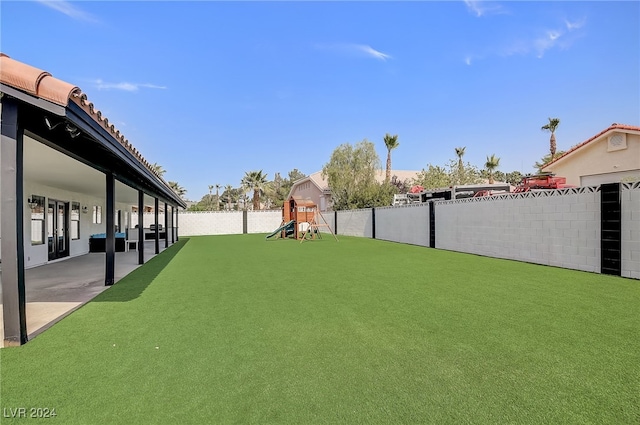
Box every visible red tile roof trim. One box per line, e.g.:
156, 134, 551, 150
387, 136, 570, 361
543, 123, 640, 169
0, 53, 166, 183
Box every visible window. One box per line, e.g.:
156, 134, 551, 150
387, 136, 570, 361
29, 195, 45, 245
71, 202, 80, 240
93, 205, 102, 224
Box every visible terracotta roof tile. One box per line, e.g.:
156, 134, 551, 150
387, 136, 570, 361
0, 53, 79, 105
543, 123, 640, 169
0, 53, 169, 185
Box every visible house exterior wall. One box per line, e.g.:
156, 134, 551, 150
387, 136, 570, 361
545, 132, 640, 186
375, 204, 430, 246
291, 180, 322, 206
22, 180, 132, 268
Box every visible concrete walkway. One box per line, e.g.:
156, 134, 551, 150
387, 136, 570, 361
1, 241, 168, 342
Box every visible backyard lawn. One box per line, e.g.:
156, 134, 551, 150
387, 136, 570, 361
1, 234, 638, 424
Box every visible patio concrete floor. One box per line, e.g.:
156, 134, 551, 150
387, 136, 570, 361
1, 241, 169, 343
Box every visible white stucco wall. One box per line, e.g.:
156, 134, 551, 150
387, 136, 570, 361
22, 181, 129, 268
375, 204, 430, 246
546, 132, 640, 187
621, 184, 640, 279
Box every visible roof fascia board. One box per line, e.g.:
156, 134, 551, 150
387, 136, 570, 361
65, 102, 185, 208
1, 84, 65, 116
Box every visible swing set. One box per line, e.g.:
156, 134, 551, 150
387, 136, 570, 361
265, 196, 338, 243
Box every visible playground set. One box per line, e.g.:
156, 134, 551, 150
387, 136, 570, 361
266, 196, 338, 242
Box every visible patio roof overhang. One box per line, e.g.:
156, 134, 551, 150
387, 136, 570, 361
1, 82, 186, 209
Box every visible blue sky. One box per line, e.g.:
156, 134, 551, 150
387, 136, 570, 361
2, 1, 638, 200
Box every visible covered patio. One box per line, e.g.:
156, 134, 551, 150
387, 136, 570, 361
0, 240, 168, 341
1, 53, 187, 346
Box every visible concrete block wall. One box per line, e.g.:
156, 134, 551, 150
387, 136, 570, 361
375, 204, 430, 246
435, 189, 601, 273
178, 211, 243, 236
622, 183, 640, 279
336, 209, 373, 238
319, 211, 336, 234
247, 211, 283, 233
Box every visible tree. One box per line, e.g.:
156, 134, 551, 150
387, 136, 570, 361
322, 140, 385, 210
413, 164, 450, 189
151, 163, 165, 177
168, 181, 186, 199
215, 184, 221, 210
241, 170, 268, 210
484, 154, 500, 184
454, 146, 466, 185
383, 133, 400, 182
504, 171, 524, 186
207, 185, 214, 210
534, 151, 566, 173
541, 117, 561, 159
220, 184, 238, 210
413, 157, 482, 189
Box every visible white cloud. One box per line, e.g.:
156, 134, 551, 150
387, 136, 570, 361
464, 0, 504, 17
565, 18, 586, 30
315, 43, 392, 61
355, 45, 392, 61
36, 0, 97, 22
93, 79, 167, 92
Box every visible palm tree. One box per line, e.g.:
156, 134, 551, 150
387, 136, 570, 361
224, 184, 234, 210
151, 163, 165, 177
208, 185, 214, 210
541, 117, 560, 159
383, 133, 400, 182
215, 184, 221, 211
484, 154, 500, 184
455, 146, 466, 184
168, 181, 187, 199
241, 170, 268, 210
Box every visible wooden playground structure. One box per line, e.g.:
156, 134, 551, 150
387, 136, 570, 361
265, 196, 338, 242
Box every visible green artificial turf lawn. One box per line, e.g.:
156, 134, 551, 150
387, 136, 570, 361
1, 235, 639, 424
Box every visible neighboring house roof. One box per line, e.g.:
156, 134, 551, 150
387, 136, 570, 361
287, 170, 420, 199
542, 123, 640, 170
0, 53, 171, 191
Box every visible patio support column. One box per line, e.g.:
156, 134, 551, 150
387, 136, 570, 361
105, 173, 115, 286
138, 190, 144, 265
176, 208, 179, 242
164, 202, 169, 248
104, 173, 116, 286
154, 197, 160, 254
171, 206, 175, 244
1, 97, 28, 346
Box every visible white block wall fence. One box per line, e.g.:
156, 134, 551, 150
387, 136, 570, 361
153, 182, 638, 279
138, 210, 283, 237
327, 183, 638, 279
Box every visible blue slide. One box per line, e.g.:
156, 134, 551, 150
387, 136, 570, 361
265, 220, 295, 240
